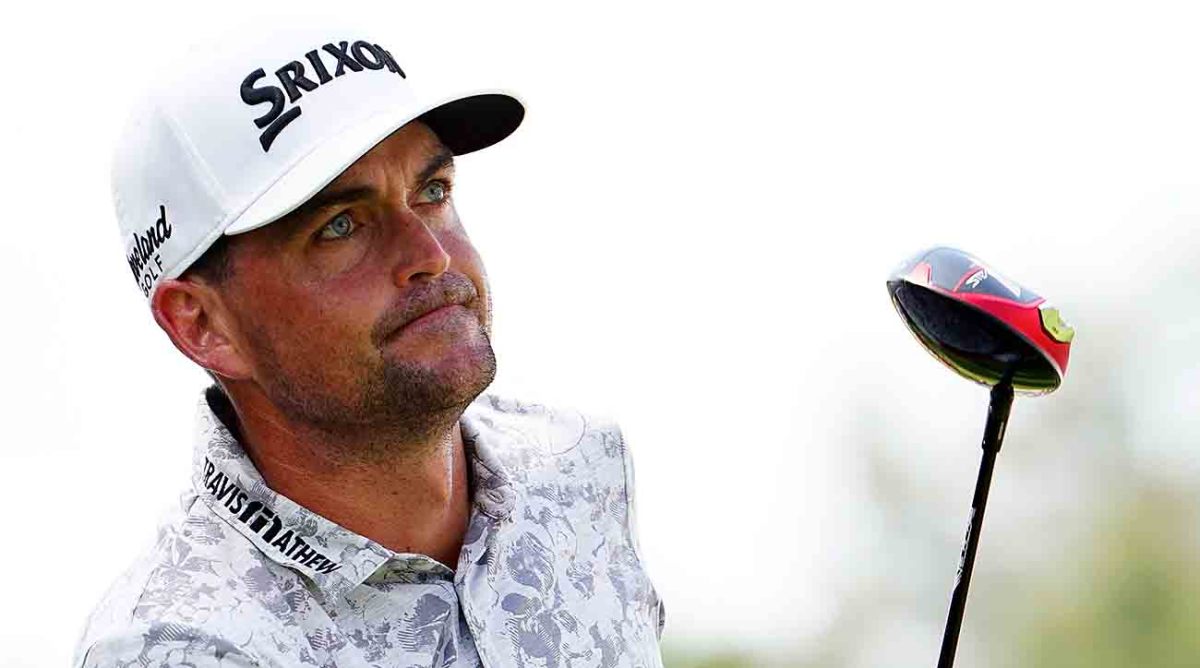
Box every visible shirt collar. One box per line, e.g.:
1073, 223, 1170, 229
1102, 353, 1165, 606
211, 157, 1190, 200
190, 386, 519, 603
461, 398, 517, 520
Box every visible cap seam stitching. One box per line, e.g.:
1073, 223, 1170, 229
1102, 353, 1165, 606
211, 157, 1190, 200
148, 104, 236, 291
158, 103, 232, 211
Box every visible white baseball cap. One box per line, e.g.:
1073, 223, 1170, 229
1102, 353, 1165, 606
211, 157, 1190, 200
113, 24, 523, 300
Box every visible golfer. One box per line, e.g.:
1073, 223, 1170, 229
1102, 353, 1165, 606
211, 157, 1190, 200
74, 23, 665, 668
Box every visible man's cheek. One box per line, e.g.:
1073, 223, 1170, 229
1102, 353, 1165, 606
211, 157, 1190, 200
478, 276, 493, 333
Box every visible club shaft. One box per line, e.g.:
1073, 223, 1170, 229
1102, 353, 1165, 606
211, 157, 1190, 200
937, 380, 1014, 668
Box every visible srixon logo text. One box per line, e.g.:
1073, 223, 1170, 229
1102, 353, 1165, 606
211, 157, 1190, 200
241, 40, 405, 152
127, 205, 172, 297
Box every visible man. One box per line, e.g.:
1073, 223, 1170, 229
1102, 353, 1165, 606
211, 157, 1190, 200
74, 23, 664, 668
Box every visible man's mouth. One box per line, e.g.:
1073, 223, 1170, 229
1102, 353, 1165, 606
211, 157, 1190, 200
405, 304, 460, 328
382, 301, 475, 343
371, 276, 480, 346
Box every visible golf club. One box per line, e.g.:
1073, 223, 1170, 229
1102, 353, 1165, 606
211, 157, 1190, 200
886, 246, 1074, 668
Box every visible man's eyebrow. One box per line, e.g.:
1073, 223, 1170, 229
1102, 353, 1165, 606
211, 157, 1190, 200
416, 147, 455, 185
281, 147, 455, 231
288, 185, 377, 224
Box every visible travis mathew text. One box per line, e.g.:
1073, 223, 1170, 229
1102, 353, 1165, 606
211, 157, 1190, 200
202, 457, 342, 575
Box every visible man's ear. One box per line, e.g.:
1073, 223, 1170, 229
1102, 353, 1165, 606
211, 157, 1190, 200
151, 278, 253, 381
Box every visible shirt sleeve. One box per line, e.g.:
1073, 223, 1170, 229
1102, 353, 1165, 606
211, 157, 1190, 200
78, 623, 259, 668
617, 424, 667, 640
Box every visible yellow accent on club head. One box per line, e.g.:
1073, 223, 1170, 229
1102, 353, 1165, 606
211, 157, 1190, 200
1039, 304, 1075, 343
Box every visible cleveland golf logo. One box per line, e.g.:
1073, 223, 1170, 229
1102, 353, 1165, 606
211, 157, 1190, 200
241, 40, 406, 152
127, 205, 173, 297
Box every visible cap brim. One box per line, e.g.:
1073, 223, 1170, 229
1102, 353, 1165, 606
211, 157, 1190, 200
225, 91, 523, 235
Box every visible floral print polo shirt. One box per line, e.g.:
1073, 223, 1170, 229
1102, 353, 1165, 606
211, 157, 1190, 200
74, 387, 665, 667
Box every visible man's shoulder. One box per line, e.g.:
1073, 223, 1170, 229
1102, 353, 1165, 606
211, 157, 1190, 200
466, 391, 644, 547
465, 393, 667, 648
73, 492, 312, 667
467, 391, 633, 485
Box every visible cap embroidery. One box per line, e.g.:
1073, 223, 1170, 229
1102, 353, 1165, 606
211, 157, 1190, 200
127, 204, 173, 296
240, 39, 405, 152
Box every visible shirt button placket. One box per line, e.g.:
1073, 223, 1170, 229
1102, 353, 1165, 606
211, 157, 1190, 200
456, 562, 491, 666
459, 596, 487, 665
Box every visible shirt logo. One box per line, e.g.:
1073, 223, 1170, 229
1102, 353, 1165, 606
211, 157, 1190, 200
202, 457, 342, 575
240, 39, 406, 152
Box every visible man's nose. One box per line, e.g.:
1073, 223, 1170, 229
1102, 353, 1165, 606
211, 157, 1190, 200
388, 209, 452, 286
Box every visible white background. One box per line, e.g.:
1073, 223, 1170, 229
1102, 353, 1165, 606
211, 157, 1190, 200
3, 1, 1200, 666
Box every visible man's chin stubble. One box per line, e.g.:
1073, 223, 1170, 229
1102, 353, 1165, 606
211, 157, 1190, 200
271, 335, 497, 464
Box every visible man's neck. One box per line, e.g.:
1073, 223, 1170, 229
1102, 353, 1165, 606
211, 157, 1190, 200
217, 388, 473, 570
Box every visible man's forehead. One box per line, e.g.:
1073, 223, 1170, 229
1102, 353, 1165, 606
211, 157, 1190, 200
257, 121, 453, 235
332, 120, 452, 186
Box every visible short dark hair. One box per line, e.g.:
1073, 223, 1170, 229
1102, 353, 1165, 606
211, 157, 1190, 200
182, 235, 234, 284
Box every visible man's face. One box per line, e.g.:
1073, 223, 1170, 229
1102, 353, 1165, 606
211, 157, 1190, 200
211, 121, 496, 446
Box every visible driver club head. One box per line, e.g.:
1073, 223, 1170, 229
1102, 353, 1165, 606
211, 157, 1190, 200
887, 247, 1074, 394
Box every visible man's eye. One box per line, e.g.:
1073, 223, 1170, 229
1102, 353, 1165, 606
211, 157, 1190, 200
419, 180, 451, 204
316, 213, 356, 241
